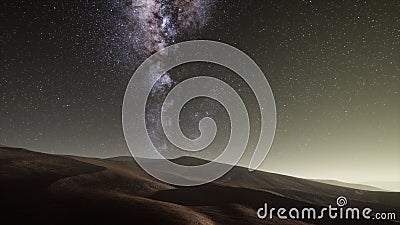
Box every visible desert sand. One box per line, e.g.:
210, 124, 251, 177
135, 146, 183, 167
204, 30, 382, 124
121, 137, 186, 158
0, 146, 399, 225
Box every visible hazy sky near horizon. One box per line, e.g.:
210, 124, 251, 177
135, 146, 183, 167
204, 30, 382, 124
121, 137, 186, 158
1, 0, 399, 190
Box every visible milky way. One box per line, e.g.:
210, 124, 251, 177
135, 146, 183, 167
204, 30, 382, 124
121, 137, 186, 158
120, 0, 217, 152
126, 0, 215, 54
119, 0, 216, 96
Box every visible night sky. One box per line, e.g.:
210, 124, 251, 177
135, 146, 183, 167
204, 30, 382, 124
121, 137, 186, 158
1, 0, 399, 190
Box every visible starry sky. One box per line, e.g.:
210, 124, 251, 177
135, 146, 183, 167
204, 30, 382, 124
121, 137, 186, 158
1, 0, 399, 190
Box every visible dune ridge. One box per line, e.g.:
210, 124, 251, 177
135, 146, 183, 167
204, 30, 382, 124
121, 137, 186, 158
0, 146, 399, 225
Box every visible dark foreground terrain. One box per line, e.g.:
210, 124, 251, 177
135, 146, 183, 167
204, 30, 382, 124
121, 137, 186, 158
0, 146, 399, 225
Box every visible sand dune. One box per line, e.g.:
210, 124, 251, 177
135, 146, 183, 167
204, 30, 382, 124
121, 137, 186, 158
0, 146, 399, 225
312, 179, 387, 192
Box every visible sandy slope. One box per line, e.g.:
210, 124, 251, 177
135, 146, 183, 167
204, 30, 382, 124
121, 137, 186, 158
0, 146, 399, 225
